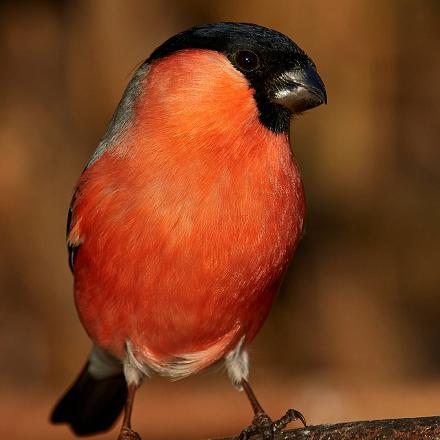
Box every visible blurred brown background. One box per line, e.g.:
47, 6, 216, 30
0, 0, 439, 439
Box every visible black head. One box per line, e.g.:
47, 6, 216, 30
148, 22, 326, 134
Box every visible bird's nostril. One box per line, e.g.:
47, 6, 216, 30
291, 59, 302, 70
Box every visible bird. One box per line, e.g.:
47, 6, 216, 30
50, 22, 326, 440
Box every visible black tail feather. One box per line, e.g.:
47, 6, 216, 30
51, 362, 127, 436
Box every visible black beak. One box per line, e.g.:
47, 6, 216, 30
270, 65, 327, 113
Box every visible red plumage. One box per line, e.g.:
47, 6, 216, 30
71, 50, 305, 369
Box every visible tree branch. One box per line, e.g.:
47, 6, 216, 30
214, 416, 440, 439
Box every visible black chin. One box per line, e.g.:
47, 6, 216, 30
253, 89, 292, 134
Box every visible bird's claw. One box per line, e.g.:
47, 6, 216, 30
238, 408, 306, 440
272, 408, 306, 431
117, 427, 142, 440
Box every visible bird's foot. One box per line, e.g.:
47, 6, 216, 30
273, 408, 306, 431
238, 411, 274, 440
117, 427, 141, 440
238, 408, 306, 440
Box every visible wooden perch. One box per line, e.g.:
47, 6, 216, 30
214, 416, 440, 439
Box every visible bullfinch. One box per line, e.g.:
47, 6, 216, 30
51, 22, 326, 440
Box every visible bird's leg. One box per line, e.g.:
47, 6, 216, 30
238, 379, 306, 440
117, 384, 141, 440
238, 379, 273, 440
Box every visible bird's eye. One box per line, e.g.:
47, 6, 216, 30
235, 50, 259, 71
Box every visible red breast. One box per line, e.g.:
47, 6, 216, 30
69, 49, 305, 368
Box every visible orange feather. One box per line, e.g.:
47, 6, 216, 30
70, 50, 305, 372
